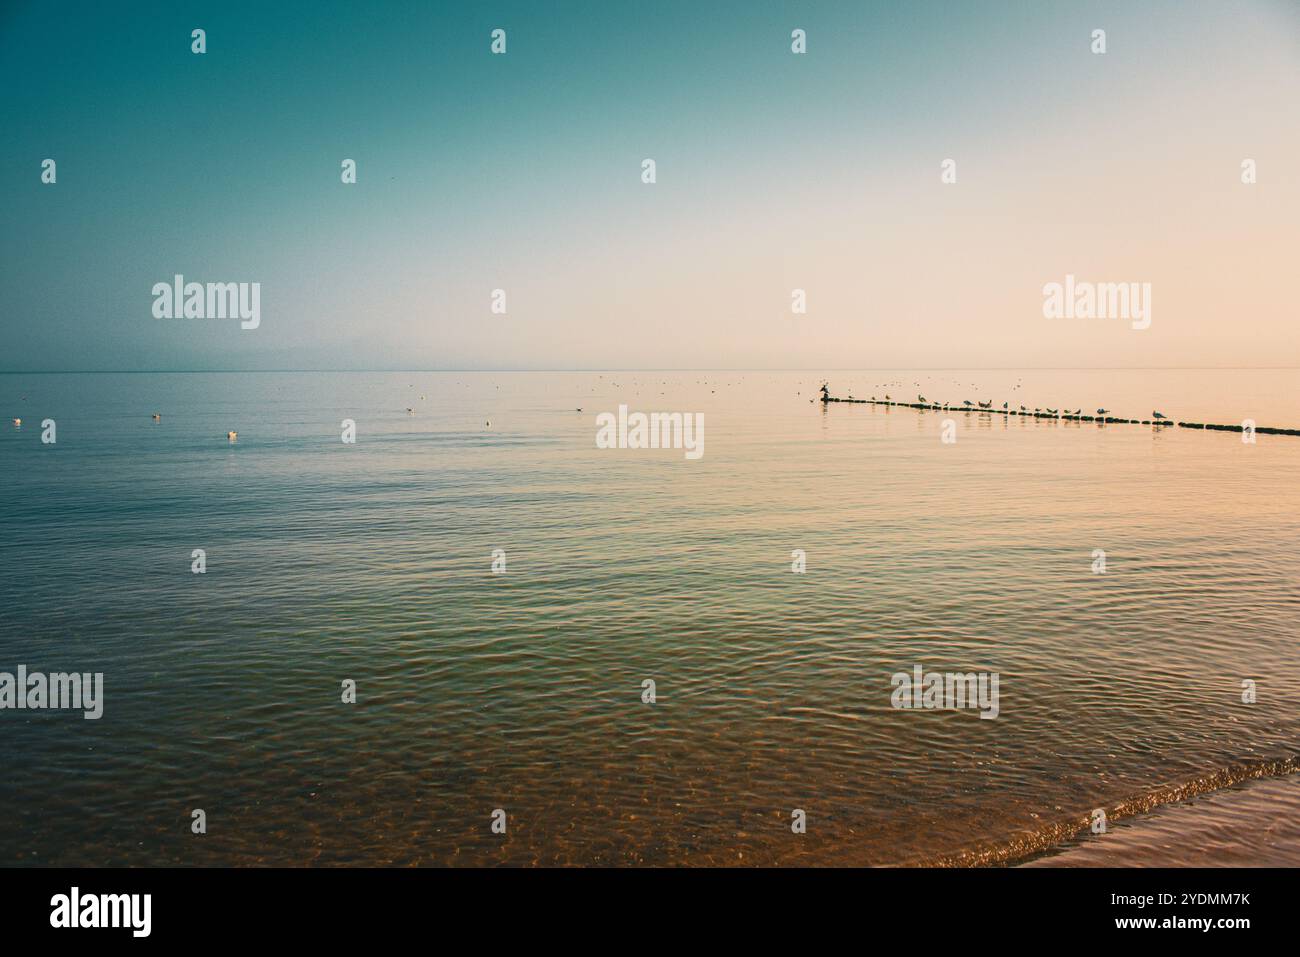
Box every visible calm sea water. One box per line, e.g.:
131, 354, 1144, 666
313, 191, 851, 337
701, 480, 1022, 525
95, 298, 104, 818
1, 370, 1297, 866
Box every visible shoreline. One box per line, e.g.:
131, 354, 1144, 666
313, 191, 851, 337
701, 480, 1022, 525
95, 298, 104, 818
925, 758, 1300, 867
1022, 772, 1300, 867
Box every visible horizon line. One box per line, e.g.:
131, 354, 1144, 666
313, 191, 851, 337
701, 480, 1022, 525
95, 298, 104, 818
4, 366, 1300, 375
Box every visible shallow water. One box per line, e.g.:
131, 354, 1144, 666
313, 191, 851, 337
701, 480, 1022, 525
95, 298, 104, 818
1, 369, 1297, 866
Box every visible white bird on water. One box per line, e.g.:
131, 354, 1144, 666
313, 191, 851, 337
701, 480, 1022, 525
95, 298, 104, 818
226, 431, 237, 441
11, 418, 20, 427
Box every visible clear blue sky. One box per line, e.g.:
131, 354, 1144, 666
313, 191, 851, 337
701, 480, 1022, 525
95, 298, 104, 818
3, 0, 1297, 370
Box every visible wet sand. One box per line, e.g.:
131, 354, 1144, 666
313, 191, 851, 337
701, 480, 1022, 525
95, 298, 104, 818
1023, 773, 1300, 867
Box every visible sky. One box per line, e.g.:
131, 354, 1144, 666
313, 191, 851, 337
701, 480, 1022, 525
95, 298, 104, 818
2, 0, 1298, 371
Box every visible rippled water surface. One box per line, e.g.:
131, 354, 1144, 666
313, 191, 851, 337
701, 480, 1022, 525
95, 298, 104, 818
1, 370, 1297, 866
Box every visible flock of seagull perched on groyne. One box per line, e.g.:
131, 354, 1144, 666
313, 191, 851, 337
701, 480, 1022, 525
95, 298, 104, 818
817, 384, 1300, 436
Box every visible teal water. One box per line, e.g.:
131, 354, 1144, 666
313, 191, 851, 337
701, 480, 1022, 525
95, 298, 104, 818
1, 370, 1298, 865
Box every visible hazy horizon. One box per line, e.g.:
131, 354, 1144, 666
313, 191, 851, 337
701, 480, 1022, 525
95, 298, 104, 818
6, 364, 1300, 374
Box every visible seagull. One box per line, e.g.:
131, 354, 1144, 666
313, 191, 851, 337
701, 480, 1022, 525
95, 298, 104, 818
1019, 405, 1027, 412
11, 418, 20, 426
1001, 402, 1008, 410
1153, 411, 1168, 420
978, 400, 992, 409
152, 413, 161, 421
1046, 408, 1058, 414
226, 431, 237, 441
962, 399, 974, 407
1096, 408, 1109, 415
406, 408, 414, 414
917, 394, 927, 403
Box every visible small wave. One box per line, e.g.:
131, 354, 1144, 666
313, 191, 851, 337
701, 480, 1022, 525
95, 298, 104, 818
927, 755, 1300, 867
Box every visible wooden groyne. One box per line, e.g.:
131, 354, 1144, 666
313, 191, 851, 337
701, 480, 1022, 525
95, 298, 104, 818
820, 393, 1300, 436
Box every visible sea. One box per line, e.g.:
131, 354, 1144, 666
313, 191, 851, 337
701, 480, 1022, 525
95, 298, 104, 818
1, 369, 1297, 865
